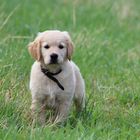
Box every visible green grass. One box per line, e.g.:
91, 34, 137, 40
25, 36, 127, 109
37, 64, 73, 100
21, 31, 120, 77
0, 0, 140, 139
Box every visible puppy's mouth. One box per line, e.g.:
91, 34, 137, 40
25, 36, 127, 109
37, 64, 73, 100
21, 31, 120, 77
44, 60, 59, 66
50, 59, 59, 65
49, 61, 58, 64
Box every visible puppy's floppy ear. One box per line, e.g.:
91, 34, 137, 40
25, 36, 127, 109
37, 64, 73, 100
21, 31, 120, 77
28, 40, 42, 61
63, 31, 74, 60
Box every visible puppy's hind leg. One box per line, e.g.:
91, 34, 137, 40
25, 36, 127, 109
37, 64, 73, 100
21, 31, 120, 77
74, 91, 85, 112
74, 72, 85, 112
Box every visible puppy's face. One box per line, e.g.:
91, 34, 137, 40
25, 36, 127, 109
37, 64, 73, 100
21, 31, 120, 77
41, 31, 68, 65
28, 30, 73, 66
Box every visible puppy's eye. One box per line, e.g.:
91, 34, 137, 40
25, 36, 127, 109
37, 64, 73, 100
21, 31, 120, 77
59, 44, 64, 49
44, 44, 50, 49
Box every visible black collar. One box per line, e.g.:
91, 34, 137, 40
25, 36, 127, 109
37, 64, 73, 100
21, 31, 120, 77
41, 65, 64, 90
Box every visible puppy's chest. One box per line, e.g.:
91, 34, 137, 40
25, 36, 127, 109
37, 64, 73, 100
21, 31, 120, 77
32, 68, 75, 97
41, 75, 65, 96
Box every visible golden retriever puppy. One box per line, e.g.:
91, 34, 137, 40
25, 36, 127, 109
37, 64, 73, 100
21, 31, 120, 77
28, 30, 85, 125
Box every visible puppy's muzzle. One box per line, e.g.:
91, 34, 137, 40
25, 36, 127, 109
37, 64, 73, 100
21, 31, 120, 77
50, 53, 58, 64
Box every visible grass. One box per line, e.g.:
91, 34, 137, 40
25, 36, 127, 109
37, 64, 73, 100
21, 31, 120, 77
0, 0, 140, 139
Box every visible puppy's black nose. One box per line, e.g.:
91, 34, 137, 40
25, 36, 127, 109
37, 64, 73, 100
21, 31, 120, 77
50, 53, 58, 63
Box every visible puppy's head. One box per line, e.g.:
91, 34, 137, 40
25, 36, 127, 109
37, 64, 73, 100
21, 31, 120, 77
28, 30, 74, 65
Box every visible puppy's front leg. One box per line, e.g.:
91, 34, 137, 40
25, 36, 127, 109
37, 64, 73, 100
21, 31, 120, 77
54, 100, 71, 124
30, 99, 46, 125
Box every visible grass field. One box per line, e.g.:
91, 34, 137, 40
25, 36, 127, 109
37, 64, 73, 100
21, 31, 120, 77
0, 0, 140, 139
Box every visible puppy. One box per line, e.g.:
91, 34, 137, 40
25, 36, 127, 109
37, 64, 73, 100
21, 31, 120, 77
28, 30, 85, 125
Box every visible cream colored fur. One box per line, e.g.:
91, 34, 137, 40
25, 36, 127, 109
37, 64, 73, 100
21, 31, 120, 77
28, 30, 85, 125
